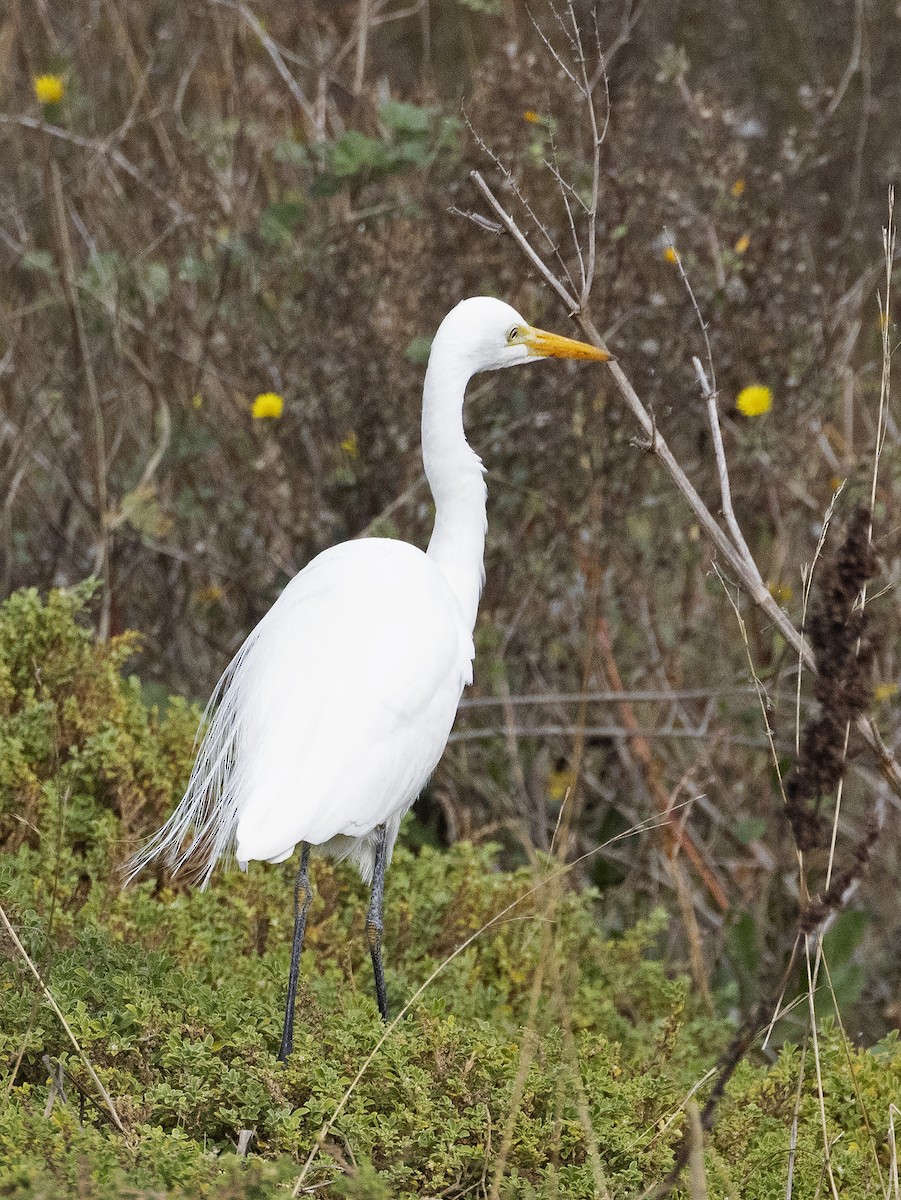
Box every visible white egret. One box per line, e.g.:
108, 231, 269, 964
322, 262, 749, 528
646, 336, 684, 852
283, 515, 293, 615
126, 296, 611, 1059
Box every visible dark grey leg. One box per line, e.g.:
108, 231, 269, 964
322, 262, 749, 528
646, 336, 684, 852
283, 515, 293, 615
366, 825, 390, 1021
277, 844, 312, 1062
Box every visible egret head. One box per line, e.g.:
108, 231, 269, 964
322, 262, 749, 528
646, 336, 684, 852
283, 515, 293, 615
431, 296, 612, 376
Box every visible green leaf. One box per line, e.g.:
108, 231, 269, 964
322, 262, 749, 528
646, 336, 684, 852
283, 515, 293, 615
822, 908, 868, 967
273, 136, 310, 166
21, 249, 55, 273
259, 201, 306, 245
404, 336, 433, 364
380, 99, 432, 136
456, 0, 502, 12
139, 261, 171, 306
329, 130, 389, 177
177, 254, 211, 283
117, 483, 173, 539
727, 911, 761, 981
734, 816, 766, 844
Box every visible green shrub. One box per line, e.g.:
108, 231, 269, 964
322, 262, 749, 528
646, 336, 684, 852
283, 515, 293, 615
1, 586, 899, 1198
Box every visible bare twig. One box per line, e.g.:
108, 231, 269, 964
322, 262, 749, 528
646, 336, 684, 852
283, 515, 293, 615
805, 936, 842, 1200
450, 724, 767, 746
470, 170, 578, 313
467, 170, 901, 804
824, 0, 865, 119
0, 901, 124, 1132
0, 114, 188, 219
467, 125, 577, 294
209, 0, 319, 138
784, 1045, 806, 1199
693, 355, 761, 583
686, 1101, 709, 1200
46, 160, 112, 639
459, 686, 787, 708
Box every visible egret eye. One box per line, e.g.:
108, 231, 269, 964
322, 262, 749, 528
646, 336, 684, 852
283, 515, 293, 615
507, 326, 520, 342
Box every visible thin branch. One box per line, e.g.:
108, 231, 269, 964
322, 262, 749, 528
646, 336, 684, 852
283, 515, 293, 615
589, 0, 640, 86
459, 685, 779, 708
693, 355, 760, 580
550, 145, 587, 291
209, 0, 319, 138
824, 0, 865, 119
468, 169, 901, 801
447, 205, 504, 235
466, 121, 577, 294
805, 937, 842, 1200
576, 8, 604, 304
353, 0, 371, 95
0, 901, 124, 1132
526, 4, 579, 86
470, 170, 578, 312
46, 161, 111, 640
0, 114, 188, 219
544, 155, 591, 215
449, 724, 767, 747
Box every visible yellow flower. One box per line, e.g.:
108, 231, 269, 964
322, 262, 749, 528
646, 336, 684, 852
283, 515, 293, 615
251, 392, 284, 419
874, 683, 898, 704
663, 244, 680, 265
768, 581, 793, 604
34, 74, 65, 104
736, 384, 772, 417
734, 233, 750, 254
730, 178, 746, 197
191, 394, 203, 409
523, 110, 541, 123
195, 584, 225, 605
547, 765, 576, 803
340, 431, 359, 458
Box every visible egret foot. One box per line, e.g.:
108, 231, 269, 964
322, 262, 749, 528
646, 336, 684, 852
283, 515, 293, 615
278, 844, 312, 1062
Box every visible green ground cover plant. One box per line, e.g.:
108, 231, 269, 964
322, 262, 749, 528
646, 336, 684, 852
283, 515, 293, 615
2, 587, 899, 1198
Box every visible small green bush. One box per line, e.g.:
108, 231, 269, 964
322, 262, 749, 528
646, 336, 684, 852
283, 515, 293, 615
1, 586, 899, 1198
0, 581, 198, 873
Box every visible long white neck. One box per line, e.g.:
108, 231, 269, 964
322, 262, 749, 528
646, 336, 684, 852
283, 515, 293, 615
422, 349, 487, 633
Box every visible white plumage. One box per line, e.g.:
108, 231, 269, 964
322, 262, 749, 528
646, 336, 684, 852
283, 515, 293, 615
126, 296, 610, 1044
129, 539, 473, 886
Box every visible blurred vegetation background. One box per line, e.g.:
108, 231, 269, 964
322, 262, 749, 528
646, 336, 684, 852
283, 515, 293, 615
1, 0, 901, 1193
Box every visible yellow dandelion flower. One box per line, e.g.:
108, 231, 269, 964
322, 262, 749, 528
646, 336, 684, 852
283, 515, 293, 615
730, 178, 746, 197
547, 765, 577, 803
251, 391, 284, 419
34, 74, 65, 105
734, 233, 751, 254
195, 584, 225, 605
340, 431, 359, 458
736, 384, 772, 417
523, 110, 541, 123
663, 244, 680, 265
874, 682, 898, 704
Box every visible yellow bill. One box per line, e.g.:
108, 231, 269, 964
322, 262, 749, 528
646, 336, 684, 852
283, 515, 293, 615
523, 326, 612, 362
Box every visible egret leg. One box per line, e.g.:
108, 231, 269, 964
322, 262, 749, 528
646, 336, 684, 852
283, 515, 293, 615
277, 844, 312, 1063
366, 825, 390, 1021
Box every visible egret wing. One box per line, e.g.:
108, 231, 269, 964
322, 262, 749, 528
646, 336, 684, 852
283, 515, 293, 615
126, 539, 472, 885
